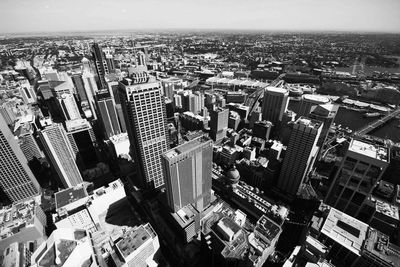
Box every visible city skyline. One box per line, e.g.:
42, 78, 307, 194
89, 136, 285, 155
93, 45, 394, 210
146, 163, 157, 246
1, 0, 400, 34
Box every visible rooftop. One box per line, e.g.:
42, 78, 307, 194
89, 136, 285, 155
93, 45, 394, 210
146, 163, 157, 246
375, 200, 399, 221
65, 119, 91, 132
363, 228, 400, 267
295, 116, 323, 130
348, 139, 388, 162
116, 225, 152, 258
302, 94, 330, 104
0, 200, 38, 241
172, 204, 199, 228
55, 184, 89, 210
163, 135, 210, 159
321, 208, 368, 256
266, 86, 288, 95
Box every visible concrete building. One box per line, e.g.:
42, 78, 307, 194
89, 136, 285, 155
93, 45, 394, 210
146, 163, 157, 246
53, 179, 126, 234
31, 228, 102, 267
210, 107, 229, 142
0, 115, 40, 202
261, 86, 289, 126
309, 103, 339, 147
297, 94, 330, 118
82, 71, 98, 119
161, 136, 213, 213
58, 93, 81, 121
65, 119, 98, 169
119, 70, 169, 189
92, 43, 109, 89
111, 223, 159, 267
39, 123, 83, 188
278, 117, 322, 196
325, 139, 389, 220
95, 89, 121, 138
15, 121, 44, 161
0, 199, 46, 251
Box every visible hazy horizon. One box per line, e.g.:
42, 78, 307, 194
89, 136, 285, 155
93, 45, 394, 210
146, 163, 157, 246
1, 0, 400, 34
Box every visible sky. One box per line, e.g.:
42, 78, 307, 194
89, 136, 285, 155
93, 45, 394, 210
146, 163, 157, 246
0, 0, 399, 34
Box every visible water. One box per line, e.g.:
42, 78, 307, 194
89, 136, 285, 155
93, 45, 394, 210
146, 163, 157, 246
288, 100, 400, 143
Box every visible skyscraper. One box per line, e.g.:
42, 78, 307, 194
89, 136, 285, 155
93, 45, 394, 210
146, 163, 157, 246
65, 119, 98, 169
92, 43, 109, 89
39, 123, 83, 188
119, 70, 169, 189
261, 87, 289, 126
297, 94, 330, 118
277, 117, 322, 195
161, 136, 213, 213
209, 107, 229, 142
58, 93, 81, 121
0, 115, 40, 202
325, 139, 389, 220
82, 71, 98, 119
95, 89, 121, 138
309, 103, 339, 147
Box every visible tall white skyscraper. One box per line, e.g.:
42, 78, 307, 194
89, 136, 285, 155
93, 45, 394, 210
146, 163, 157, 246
0, 115, 40, 202
39, 123, 83, 188
82, 71, 98, 119
119, 70, 169, 189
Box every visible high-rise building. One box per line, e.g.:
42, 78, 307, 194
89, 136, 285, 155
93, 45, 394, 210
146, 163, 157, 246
325, 139, 389, 220
57, 93, 81, 121
82, 71, 98, 119
209, 107, 229, 142
95, 89, 121, 138
161, 136, 213, 213
309, 103, 339, 147
119, 70, 169, 188
92, 43, 109, 89
277, 117, 323, 195
17, 122, 44, 161
71, 73, 87, 103
39, 123, 83, 188
297, 94, 330, 118
65, 119, 98, 169
0, 115, 40, 202
261, 87, 289, 126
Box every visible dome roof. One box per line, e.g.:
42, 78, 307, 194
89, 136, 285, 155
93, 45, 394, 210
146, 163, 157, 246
226, 166, 240, 184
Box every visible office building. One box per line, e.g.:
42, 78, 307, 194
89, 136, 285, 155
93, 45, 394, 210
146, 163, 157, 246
19, 83, 36, 104
162, 136, 213, 213
16, 122, 44, 161
277, 117, 322, 195
325, 139, 389, 220
0, 199, 46, 251
297, 94, 330, 117
82, 70, 99, 119
202, 200, 282, 267
95, 89, 121, 138
309, 103, 339, 147
39, 123, 83, 188
111, 223, 160, 267
210, 107, 229, 142
58, 93, 81, 121
65, 119, 98, 169
92, 43, 109, 89
53, 179, 126, 233
311, 205, 400, 267
261, 86, 289, 126
119, 69, 169, 188
253, 120, 273, 140
31, 228, 101, 267
71, 73, 88, 103
0, 115, 40, 202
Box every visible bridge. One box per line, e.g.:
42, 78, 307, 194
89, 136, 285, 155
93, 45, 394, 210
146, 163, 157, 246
244, 73, 286, 119
354, 108, 400, 136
